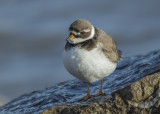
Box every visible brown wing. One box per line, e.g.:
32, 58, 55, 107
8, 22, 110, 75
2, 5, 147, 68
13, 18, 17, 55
96, 27, 122, 63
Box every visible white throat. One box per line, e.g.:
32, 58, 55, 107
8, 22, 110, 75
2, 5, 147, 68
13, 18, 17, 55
68, 26, 95, 44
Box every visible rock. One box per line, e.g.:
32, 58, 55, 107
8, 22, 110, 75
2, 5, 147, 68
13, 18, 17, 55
42, 72, 160, 114
0, 50, 160, 113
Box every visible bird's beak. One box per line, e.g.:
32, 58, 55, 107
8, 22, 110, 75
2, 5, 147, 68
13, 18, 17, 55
69, 34, 75, 40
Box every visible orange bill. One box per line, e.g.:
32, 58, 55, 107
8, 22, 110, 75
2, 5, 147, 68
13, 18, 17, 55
70, 34, 75, 40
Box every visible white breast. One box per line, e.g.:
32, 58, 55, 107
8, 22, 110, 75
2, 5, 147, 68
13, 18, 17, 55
62, 46, 117, 82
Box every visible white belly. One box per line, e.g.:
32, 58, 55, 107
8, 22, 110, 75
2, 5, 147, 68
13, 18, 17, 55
62, 47, 117, 82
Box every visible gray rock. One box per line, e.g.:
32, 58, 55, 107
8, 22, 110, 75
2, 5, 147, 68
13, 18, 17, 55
0, 50, 160, 114
43, 73, 160, 114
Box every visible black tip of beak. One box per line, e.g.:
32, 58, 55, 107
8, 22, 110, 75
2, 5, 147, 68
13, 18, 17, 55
70, 33, 76, 36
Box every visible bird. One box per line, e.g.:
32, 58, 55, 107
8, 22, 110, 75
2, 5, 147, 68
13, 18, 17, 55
62, 19, 122, 101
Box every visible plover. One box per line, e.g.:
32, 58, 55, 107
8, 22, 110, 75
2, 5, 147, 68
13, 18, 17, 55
63, 19, 122, 101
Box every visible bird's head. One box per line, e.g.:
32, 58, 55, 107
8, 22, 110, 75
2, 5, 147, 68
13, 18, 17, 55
67, 19, 95, 44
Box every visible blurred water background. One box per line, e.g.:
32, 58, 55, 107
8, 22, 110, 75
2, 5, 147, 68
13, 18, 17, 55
0, 0, 160, 106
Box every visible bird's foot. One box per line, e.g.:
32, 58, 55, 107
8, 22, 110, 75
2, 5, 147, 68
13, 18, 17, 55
78, 94, 91, 101
95, 91, 105, 96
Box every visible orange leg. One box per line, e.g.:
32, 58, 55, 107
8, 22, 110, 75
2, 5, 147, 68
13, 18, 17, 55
78, 82, 91, 101
95, 79, 105, 96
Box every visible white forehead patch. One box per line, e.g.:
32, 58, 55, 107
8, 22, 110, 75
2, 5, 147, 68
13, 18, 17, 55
69, 31, 80, 35
69, 28, 91, 35
67, 26, 95, 44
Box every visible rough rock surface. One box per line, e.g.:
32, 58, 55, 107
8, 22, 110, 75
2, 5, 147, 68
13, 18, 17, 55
43, 72, 160, 114
0, 50, 160, 114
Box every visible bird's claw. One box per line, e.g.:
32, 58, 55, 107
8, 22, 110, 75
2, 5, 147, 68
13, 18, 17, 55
78, 94, 91, 101
95, 91, 105, 96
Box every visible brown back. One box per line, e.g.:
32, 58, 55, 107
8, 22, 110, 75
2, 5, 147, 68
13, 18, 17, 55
96, 27, 122, 63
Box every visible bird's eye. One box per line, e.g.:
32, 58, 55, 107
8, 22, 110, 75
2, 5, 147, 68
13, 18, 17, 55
81, 31, 85, 34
